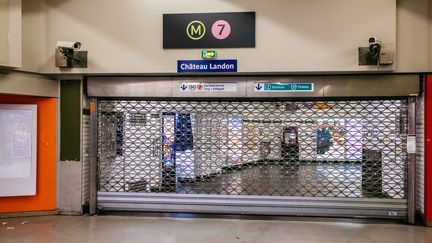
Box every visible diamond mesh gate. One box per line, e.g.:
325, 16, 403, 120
97, 99, 408, 201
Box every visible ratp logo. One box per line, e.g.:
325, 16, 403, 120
189, 84, 197, 91
186, 20, 206, 40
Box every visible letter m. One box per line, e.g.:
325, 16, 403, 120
191, 24, 202, 36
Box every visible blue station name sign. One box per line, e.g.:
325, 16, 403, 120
177, 60, 237, 73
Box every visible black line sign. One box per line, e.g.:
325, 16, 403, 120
163, 12, 255, 49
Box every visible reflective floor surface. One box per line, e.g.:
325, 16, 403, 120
0, 215, 431, 243
177, 164, 364, 197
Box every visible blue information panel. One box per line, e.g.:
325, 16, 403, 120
177, 60, 237, 73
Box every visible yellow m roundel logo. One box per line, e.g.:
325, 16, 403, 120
186, 20, 206, 40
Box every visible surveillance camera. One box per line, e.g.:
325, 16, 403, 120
57, 41, 81, 50
368, 36, 382, 46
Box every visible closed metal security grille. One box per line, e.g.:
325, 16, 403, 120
96, 99, 408, 201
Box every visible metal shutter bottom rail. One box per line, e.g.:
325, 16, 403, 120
97, 192, 407, 219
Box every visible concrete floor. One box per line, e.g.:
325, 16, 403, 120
0, 216, 431, 243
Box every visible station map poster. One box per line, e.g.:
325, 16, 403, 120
0, 105, 37, 196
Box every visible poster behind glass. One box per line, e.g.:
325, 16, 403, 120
0, 105, 37, 196
315, 117, 362, 160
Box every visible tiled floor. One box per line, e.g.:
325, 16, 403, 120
0, 215, 431, 243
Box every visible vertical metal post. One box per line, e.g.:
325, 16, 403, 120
89, 99, 98, 215
407, 97, 417, 224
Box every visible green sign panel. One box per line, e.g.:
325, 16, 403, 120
255, 83, 314, 92
201, 50, 217, 59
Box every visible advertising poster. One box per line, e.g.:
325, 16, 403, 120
315, 118, 362, 160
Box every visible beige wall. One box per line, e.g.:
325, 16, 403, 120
430, 1, 432, 71
0, 0, 9, 65
0, 71, 58, 97
20, 0, 431, 74
396, 0, 430, 72
0, 0, 21, 68
22, 0, 47, 72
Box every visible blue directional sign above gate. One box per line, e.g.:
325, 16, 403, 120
254, 83, 314, 92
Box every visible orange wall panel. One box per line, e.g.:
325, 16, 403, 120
0, 95, 57, 213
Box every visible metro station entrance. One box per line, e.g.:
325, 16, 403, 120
94, 96, 411, 218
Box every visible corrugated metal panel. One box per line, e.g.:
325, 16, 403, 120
416, 81, 425, 214
87, 75, 420, 98
82, 114, 91, 207
98, 192, 407, 219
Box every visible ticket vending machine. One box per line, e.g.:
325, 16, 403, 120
281, 126, 299, 162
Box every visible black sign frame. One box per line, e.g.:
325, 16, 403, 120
163, 12, 255, 49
